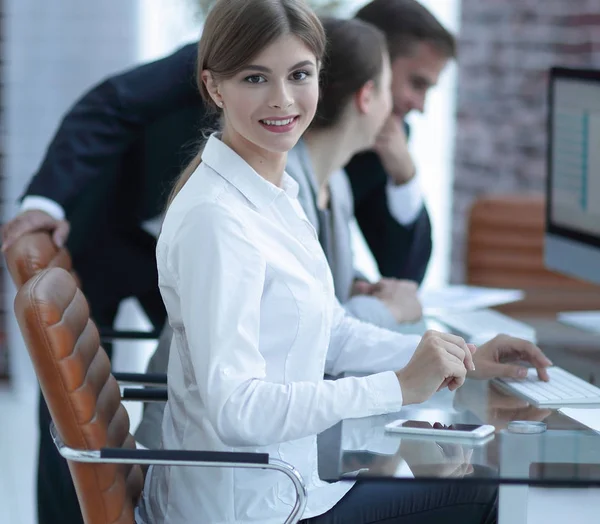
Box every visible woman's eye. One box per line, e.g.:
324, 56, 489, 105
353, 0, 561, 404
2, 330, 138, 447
245, 75, 265, 84
291, 70, 310, 81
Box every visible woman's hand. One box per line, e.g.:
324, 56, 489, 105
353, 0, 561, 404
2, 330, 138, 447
396, 330, 476, 405
468, 335, 553, 381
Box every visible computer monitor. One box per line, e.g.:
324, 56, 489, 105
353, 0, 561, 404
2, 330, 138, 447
545, 67, 600, 285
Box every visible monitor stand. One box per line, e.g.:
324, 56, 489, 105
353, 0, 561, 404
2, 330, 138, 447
557, 311, 600, 334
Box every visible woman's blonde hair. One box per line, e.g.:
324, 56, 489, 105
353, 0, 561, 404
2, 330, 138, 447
167, 0, 326, 208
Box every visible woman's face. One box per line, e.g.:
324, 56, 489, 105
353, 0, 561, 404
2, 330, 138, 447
363, 53, 393, 147
207, 34, 320, 158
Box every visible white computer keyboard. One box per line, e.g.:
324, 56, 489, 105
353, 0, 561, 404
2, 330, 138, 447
493, 367, 600, 407
431, 308, 537, 344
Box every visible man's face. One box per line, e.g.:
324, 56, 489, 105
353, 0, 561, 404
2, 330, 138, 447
390, 41, 449, 119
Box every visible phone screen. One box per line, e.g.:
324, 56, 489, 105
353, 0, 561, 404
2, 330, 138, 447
401, 421, 482, 432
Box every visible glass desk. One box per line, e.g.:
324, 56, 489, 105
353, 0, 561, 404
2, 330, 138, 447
317, 311, 600, 523
317, 379, 600, 488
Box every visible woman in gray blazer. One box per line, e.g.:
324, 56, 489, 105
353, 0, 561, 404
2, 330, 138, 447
286, 17, 422, 329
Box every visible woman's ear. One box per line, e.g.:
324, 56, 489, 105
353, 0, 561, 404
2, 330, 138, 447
355, 80, 376, 115
201, 70, 224, 108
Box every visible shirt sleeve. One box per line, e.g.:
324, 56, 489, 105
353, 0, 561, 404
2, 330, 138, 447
343, 295, 398, 329
326, 296, 420, 377
386, 175, 423, 226
167, 204, 406, 448
20, 196, 66, 221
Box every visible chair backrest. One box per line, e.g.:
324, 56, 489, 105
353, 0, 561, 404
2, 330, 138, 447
14, 267, 143, 524
466, 194, 591, 289
4, 232, 73, 288
466, 194, 600, 315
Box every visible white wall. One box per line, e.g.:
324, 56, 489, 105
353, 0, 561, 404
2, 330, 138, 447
137, 0, 202, 62
3, 0, 140, 391
406, 0, 461, 289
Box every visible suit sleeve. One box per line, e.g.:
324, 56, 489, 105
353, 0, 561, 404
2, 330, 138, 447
23, 43, 202, 208
345, 151, 432, 285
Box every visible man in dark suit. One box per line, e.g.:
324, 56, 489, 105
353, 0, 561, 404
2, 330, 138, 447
350, 0, 456, 286
1, 2, 455, 522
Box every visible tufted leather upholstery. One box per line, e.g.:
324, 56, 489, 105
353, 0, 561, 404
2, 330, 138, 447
4, 231, 76, 288
14, 267, 144, 524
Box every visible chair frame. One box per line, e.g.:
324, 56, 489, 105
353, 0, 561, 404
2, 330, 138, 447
51, 424, 308, 524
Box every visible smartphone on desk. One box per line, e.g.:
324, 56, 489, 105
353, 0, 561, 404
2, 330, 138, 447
385, 420, 495, 440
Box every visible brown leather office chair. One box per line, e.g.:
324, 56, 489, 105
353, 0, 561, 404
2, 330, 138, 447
4, 231, 160, 343
14, 267, 306, 524
4, 231, 165, 388
466, 194, 600, 315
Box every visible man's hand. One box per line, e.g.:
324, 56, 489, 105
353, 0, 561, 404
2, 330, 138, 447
350, 279, 376, 297
371, 278, 422, 323
468, 335, 553, 381
373, 115, 415, 185
1, 210, 70, 252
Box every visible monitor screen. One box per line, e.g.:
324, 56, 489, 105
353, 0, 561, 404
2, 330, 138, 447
546, 67, 600, 285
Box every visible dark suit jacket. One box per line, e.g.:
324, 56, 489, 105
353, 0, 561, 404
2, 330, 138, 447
23, 42, 431, 324
23, 44, 211, 325
346, 151, 432, 284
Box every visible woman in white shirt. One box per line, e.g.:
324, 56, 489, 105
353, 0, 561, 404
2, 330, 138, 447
139, 1, 549, 522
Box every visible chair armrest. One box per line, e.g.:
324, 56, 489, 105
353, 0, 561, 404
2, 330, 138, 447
51, 424, 307, 524
113, 372, 167, 386
101, 447, 269, 464
121, 388, 168, 402
98, 327, 161, 342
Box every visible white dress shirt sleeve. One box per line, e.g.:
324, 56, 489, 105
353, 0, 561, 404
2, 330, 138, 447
167, 204, 409, 448
326, 297, 420, 377
343, 295, 398, 329
386, 175, 423, 226
20, 196, 66, 221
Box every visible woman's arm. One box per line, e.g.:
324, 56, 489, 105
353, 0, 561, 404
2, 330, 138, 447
326, 297, 420, 377
168, 204, 405, 448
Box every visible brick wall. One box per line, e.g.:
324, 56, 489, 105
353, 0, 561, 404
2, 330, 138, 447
451, 0, 600, 282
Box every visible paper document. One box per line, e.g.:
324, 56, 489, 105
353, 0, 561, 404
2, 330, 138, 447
557, 311, 600, 334
419, 285, 524, 315
559, 407, 600, 434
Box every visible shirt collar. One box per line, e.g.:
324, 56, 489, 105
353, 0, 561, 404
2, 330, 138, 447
201, 134, 299, 209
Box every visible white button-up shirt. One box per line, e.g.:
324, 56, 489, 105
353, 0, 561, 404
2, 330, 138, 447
138, 135, 421, 524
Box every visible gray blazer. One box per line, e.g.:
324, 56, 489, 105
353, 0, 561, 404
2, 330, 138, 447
286, 139, 395, 326
134, 139, 396, 449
